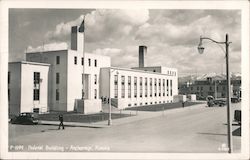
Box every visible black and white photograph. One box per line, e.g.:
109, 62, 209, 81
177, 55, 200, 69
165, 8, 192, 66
0, 0, 249, 159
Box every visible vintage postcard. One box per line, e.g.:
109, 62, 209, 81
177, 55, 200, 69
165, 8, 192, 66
0, 0, 249, 159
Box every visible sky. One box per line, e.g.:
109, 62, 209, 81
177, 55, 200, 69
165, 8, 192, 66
9, 9, 241, 76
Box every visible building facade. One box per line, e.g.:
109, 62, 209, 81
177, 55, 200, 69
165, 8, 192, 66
179, 77, 241, 100
100, 67, 178, 109
8, 61, 50, 115
8, 22, 178, 115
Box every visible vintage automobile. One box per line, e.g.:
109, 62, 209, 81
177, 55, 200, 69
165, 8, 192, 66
10, 112, 39, 125
234, 110, 241, 125
214, 99, 226, 107
231, 97, 241, 103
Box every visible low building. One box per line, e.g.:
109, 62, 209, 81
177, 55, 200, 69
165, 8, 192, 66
100, 66, 178, 109
8, 61, 50, 115
180, 77, 240, 100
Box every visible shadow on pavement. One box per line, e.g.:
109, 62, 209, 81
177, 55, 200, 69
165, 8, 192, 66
41, 128, 59, 132
232, 127, 241, 136
198, 132, 227, 136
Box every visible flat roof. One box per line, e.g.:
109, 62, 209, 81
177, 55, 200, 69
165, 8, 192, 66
102, 66, 177, 77
9, 61, 50, 66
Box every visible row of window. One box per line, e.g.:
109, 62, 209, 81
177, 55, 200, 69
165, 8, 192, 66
114, 75, 173, 99
190, 86, 226, 91
56, 56, 97, 67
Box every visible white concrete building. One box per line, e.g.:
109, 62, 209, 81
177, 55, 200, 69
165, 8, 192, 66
25, 26, 110, 114
8, 22, 178, 115
8, 61, 50, 115
100, 66, 178, 109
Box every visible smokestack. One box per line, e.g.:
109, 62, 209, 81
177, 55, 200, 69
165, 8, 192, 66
71, 26, 84, 52
139, 45, 147, 68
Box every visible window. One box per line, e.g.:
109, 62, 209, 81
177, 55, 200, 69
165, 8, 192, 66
223, 86, 226, 91
167, 79, 169, 96
33, 89, 40, 101
145, 78, 148, 97
8, 89, 10, 101
128, 76, 131, 98
159, 79, 161, 96
56, 73, 60, 84
140, 77, 143, 97
94, 74, 97, 85
197, 86, 199, 90
34, 72, 40, 85
56, 56, 60, 64
94, 89, 97, 99
154, 78, 157, 97
81, 57, 84, 66
134, 77, 137, 98
8, 72, 10, 84
163, 79, 165, 96
114, 75, 118, 98
150, 78, 152, 97
191, 86, 193, 91
201, 86, 203, 91
74, 56, 77, 64
94, 59, 97, 67
170, 80, 172, 96
82, 74, 84, 84
56, 89, 59, 101
121, 76, 125, 98
88, 58, 91, 66
209, 86, 212, 91
33, 72, 40, 101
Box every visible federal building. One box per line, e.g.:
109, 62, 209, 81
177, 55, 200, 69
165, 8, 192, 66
8, 21, 178, 115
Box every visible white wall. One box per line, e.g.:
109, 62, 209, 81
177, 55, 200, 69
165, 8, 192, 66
26, 50, 68, 111
20, 62, 49, 113
8, 62, 49, 115
100, 67, 178, 109
67, 50, 82, 111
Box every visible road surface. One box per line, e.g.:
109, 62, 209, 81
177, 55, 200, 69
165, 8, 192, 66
9, 102, 241, 153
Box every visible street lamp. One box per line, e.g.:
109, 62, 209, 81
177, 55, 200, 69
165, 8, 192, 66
108, 69, 119, 126
198, 34, 233, 153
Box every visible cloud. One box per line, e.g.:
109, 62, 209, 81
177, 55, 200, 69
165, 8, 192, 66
24, 9, 241, 74
45, 9, 149, 44
27, 42, 68, 52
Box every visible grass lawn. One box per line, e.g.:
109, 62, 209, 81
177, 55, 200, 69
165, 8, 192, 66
38, 112, 133, 123
125, 101, 204, 112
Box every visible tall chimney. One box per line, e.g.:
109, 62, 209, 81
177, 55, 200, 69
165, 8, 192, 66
139, 45, 147, 68
71, 26, 84, 52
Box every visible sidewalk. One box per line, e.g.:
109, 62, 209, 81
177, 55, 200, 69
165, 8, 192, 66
39, 103, 206, 128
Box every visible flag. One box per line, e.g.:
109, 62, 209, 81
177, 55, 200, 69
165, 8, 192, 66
79, 19, 84, 33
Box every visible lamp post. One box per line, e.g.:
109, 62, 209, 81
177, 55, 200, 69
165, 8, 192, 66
198, 34, 233, 153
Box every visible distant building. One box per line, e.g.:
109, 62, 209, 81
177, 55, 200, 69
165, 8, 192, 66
179, 77, 241, 100
8, 22, 178, 115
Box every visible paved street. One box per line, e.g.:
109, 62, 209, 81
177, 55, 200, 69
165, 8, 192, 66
9, 103, 241, 153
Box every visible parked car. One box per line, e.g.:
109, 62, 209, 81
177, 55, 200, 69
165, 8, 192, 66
10, 112, 39, 125
214, 99, 226, 107
231, 97, 240, 103
234, 110, 241, 125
